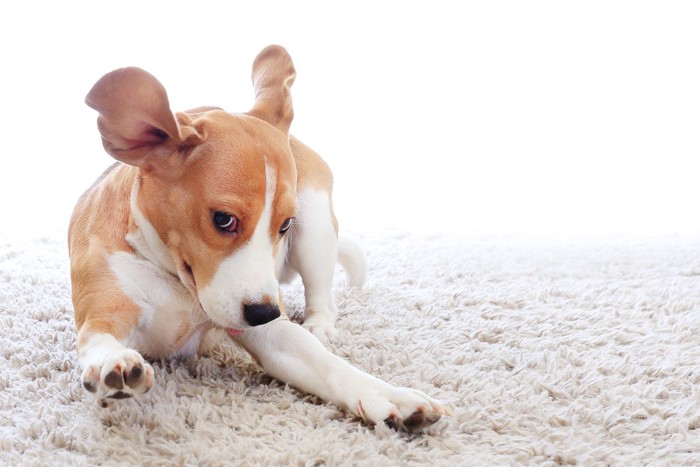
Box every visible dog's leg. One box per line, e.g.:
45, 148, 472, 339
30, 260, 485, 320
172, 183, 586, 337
72, 252, 155, 407
71, 247, 159, 407
235, 318, 450, 432
287, 189, 340, 343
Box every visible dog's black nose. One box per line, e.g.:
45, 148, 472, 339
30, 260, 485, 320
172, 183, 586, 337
243, 303, 281, 326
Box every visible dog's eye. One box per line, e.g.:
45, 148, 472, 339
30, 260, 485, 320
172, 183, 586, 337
279, 218, 294, 235
213, 211, 239, 233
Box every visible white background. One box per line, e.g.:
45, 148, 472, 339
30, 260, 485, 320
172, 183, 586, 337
1, 1, 698, 236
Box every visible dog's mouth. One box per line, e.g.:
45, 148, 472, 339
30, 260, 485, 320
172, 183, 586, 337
181, 261, 248, 338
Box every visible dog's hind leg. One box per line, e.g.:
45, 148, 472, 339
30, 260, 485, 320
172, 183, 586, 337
286, 189, 341, 343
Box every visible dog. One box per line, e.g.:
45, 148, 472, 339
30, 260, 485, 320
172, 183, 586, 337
68, 45, 450, 432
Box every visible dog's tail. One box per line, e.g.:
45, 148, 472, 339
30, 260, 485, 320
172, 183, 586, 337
337, 237, 367, 288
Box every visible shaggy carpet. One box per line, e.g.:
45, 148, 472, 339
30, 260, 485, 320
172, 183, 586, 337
1, 229, 699, 465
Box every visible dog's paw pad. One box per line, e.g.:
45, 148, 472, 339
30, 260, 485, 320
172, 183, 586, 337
109, 391, 133, 400
81, 349, 154, 406
83, 380, 98, 393
359, 387, 451, 433
384, 407, 442, 433
125, 364, 143, 386
104, 368, 124, 389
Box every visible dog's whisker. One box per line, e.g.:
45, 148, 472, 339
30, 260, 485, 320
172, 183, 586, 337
188, 299, 209, 328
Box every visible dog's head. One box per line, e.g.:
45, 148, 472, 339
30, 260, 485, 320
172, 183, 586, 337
86, 46, 299, 332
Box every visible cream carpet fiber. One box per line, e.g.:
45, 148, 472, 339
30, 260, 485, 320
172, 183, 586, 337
1, 230, 699, 465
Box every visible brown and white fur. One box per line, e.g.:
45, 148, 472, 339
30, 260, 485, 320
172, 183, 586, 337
68, 45, 450, 432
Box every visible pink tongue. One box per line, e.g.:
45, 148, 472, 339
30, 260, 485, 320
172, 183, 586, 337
226, 328, 244, 337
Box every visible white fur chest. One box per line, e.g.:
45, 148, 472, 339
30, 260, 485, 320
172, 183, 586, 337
107, 245, 209, 359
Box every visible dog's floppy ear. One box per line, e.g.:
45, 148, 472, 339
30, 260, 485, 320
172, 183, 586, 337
247, 45, 296, 134
86, 67, 202, 168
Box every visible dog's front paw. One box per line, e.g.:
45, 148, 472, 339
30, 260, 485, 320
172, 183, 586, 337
355, 386, 452, 433
81, 348, 154, 408
302, 315, 338, 344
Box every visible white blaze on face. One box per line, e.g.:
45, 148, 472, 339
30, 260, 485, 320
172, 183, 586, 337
198, 165, 279, 329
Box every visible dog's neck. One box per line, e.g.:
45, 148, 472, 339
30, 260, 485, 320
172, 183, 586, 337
125, 182, 179, 278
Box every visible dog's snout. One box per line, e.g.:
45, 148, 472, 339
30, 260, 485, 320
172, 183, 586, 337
243, 303, 281, 326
